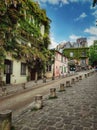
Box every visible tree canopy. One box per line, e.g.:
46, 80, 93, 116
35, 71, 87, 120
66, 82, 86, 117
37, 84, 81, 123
93, 0, 97, 7
89, 40, 97, 66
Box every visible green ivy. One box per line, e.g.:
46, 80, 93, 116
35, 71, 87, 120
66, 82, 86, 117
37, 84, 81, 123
0, 0, 51, 70
63, 47, 89, 60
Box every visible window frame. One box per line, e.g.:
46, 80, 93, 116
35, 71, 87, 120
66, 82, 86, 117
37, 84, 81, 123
21, 62, 26, 75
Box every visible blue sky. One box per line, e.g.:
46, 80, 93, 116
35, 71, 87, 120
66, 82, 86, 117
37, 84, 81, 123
34, 0, 97, 48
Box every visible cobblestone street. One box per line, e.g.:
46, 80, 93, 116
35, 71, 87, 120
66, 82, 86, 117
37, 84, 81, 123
13, 72, 97, 130
1, 1, 97, 130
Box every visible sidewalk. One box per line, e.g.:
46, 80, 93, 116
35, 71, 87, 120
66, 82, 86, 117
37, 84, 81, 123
0, 73, 77, 98
0, 70, 93, 98
0, 77, 58, 97
13, 70, 97, 130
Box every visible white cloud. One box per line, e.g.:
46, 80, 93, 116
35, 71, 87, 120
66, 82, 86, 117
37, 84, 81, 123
69, 34, 81, 41
92, 10, 97, 18
61, 0, 69, 4
70, 0, 91, 3
92, 10, 97, 25
45, 0, 59, 5
69, 0, 78, 2
84, 26, 97, 46
48, 35, 58, 49
91, 8, 97, 26
84, 26, 97, 36
34, 0, 91, 7
87, 36, 97, 46
75, 12, 87, 21
80, 12, 87, 18
34, 0, 68, 5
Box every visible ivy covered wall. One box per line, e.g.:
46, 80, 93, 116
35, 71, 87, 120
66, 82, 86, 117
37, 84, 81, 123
63, 47, 89, 60
0, 0, 51, 69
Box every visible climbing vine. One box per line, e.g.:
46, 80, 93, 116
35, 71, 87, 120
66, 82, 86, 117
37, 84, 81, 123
0, 0, 51, 70
63, 47, 89, 60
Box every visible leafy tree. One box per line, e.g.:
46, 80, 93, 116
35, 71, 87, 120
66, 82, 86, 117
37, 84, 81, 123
89, 40, 97, 66
93, 0, 97, 7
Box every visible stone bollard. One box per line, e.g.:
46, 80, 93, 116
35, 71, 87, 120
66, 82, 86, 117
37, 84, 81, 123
87, 73, 89, 77
22, 83, 26, 89
60, 83, 65, 91
34, 95, 43, 109
76, 77, 79, 82
62, 74, 64, 78
2, 87, 7, 96
85, 74, 87, 78
0, 81, 4, 87
35, 80, 37, 83
71, 78, 75, 84
79, 75, 82, 80
66, 81, 71, 87
52, 76, 55, 80
43, 77, 46, 83
0, 110, 12, 130
49, 88, 57, 98
90, 72, 92, 76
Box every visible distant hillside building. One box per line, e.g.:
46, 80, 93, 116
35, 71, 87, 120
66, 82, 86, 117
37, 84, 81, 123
56, 38, 89, 71
76, 38, 87, 47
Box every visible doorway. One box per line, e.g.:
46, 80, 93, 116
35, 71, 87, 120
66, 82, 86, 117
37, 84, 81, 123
6, 74, 11, 84
4, 59, 12, 84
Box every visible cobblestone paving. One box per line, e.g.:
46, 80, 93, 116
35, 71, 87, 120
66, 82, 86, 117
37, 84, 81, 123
13, 73, 97, 130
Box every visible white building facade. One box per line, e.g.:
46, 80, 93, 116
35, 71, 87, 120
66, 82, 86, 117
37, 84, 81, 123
2, 53, 28, 85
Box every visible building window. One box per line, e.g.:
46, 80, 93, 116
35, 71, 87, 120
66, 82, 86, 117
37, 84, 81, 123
70, 52, 73, 57
64, 67, 66, 73
82, 51, 86, 56
81, 59, 86, 64
21, 63, 26, 75
4, 59, 13, 74
46, 65, 51, 72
